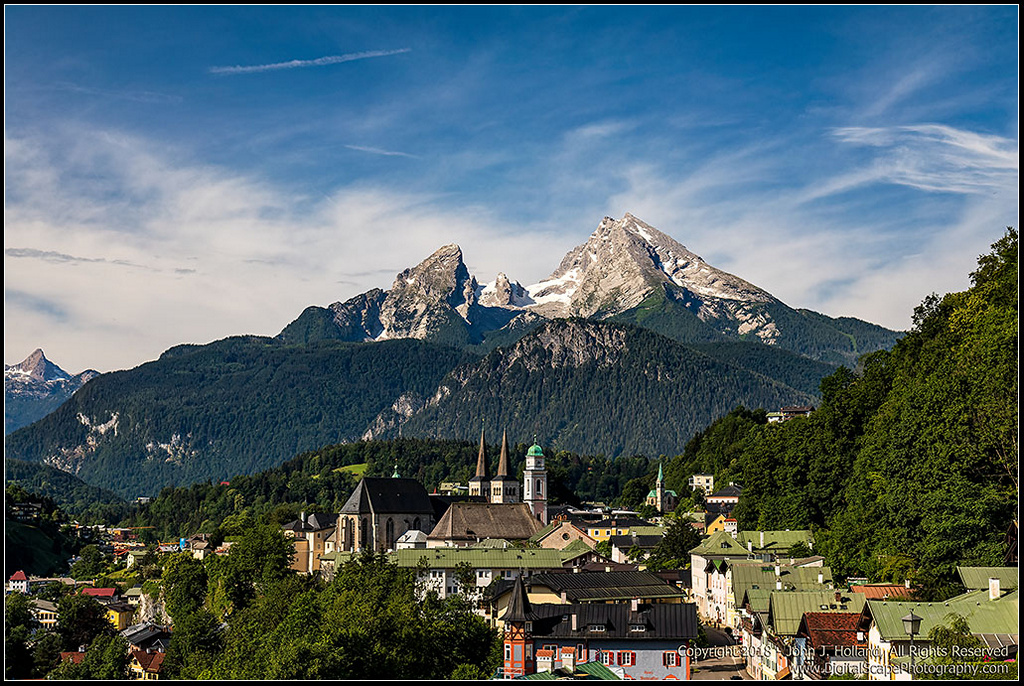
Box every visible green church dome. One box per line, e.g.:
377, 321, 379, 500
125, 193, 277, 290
527, 444, 544, 457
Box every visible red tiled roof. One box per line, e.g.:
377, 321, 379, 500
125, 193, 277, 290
799, 612, 864, 648
850, 584, 913, 600
132, 650, 166, 673
60, 652, 87, 664
82, 587, 117, 597
10, 570, 28, 581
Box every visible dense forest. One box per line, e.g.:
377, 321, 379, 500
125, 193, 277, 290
662, 228, 1018, 598
4, 338, 470, 498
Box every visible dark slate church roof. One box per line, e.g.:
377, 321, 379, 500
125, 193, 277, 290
340, 477, 434, 515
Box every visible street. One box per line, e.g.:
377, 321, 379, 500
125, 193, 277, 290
691, 626, 750, 681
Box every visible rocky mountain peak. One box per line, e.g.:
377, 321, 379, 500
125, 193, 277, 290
6, 349, 70, 383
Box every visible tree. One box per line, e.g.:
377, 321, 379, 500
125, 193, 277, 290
4, 592, 36, 679
645, 515, 702, 571
162, 552, 208, 621
57, 593, 112, 651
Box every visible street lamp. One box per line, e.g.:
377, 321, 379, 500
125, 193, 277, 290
901, 611, 922, 678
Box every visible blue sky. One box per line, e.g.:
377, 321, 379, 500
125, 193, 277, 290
5, 6, 1018, 372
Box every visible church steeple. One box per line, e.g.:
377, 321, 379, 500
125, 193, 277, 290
468, 424, 490, 499
491, 428, 520, 504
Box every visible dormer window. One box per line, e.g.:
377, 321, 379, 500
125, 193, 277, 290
630, 624, 646, 632
588, 624, 606, 633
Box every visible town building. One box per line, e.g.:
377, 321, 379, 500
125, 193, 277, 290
644, 463, 678, 513
499, 576, 698, 680
426, 501, 543, 548
334, 477, 436, 553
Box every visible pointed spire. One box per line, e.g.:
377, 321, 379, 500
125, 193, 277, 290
475, 424, 489, 479
501, 574, 533, 623
392, 463, 401, 478
496, 428, 510, 477
657, 462, 664, 483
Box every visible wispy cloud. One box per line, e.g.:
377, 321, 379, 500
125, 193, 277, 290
344, 145, 419, 159
209, 48, 411, 75
52, 81, 182, 104
830, 124, 1018, 195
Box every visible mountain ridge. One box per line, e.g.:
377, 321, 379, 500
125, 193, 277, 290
279, 213, 901, 365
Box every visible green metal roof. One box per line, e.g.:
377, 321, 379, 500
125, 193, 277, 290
735, 530, 814, 552
742, 588, 772, 614
391, 547, 570, 570
957, 567, 1019, 591
527, 444, 545, 457
559, 539, 595, 557
632, 525, 664, 537
866, 589, 1019, 642
767, 590, 866, 636
688, 530, 749, 556
730, 563, 834, 606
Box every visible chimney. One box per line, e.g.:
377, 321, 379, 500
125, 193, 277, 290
747, 541, 753, 553
759, 531, 765, 549
571, 613, 578, 631
989, 577, 1000, 601
818, 572, 824, 585
631, 598, 639, 612
776, 579, 782, 591
560, 591, 567, 604
775, 564, 781, 577
561, 646, 576, 672
905, 579, 911, 589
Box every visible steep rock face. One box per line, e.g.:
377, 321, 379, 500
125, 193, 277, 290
279, 212, 900, 362
525, 213, 779, 343
376, 243, 476, 341
5, 350, 99, 434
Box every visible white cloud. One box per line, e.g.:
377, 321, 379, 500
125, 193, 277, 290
209, 48, 411, 75
3, 128, 566, 373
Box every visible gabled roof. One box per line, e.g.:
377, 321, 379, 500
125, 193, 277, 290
527, 571, 687, 603
608, 534, 662, 551
850, 583, 913, 600
340, 477, 434, 516
524, 602, 699, 641
730, 563, 834, 604
131, 650, 166, 673
768, 591, 866, 636
863, 589, 1019, 642
9, 570, 28, 581
708, 484, 743, 498
735, 530, 814, 553
82, 587, 117, 598
688, 530, 749, 557
428, 502, 543, 542
957, 566, 1018, 591
798, 612, 865, 648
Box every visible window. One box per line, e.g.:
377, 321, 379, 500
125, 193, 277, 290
588, 624, 606, 633
663, 651, 680, 667
505, 644, 511, 661
601, 651, 613, 666
630, 623, 646, 632
618, 651, 636, 666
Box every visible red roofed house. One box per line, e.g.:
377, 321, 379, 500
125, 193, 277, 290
60, 651, 87, 665
849, 583, 913, 600
796, 612, 867, 679
130, 649, 166, 680
82, 587, 119, 602
7, 570, 30, 594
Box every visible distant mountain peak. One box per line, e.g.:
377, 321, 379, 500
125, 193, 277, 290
6, 349, 70, 383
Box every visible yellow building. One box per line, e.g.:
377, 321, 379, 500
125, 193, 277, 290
106, 602, 135, 631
